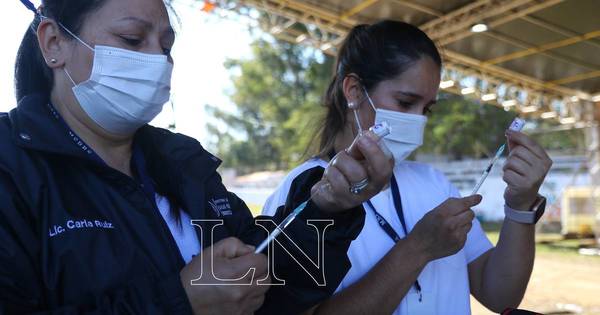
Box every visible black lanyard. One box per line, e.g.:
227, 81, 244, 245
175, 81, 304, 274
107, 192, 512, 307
366, 174, 423, 301
48, 102, 157, 200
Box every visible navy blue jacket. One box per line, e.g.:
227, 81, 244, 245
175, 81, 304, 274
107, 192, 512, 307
0, 94, 364, 314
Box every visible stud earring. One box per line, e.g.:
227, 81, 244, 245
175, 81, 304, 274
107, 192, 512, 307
49, 58, 57, 64
348, 101, 357, 109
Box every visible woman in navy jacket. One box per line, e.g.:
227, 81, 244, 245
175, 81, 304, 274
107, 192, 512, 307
0, 0, 393, 314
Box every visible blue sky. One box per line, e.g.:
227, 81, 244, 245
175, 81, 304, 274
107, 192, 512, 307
0, 0, 254, 144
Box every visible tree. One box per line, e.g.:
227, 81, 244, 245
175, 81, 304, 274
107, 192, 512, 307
420, 95, 585, 159
206, 36, 333, 174
421, 94, 515, 160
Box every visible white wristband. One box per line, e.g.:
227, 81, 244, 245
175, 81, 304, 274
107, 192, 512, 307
504, 204, 536, 224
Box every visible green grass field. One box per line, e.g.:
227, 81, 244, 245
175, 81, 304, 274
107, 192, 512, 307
481, 221, 599, 258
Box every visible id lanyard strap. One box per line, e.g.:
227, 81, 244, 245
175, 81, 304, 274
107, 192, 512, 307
366, 174, 423, 302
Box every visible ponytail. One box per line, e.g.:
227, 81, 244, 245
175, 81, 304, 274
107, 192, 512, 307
316, 24, 370, 158
14, 17, 53, 102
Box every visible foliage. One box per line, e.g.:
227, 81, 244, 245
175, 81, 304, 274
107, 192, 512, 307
206, 37, 333, 174
421, 94, 515, 160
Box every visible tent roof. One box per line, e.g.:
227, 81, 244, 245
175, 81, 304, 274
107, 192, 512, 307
230, 0, 600, 125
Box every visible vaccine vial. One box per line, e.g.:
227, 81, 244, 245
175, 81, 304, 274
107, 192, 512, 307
509, 118, 525, 132
369, 121, 391, 140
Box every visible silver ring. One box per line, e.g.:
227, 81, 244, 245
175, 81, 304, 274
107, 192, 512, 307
349, 178, 369, 195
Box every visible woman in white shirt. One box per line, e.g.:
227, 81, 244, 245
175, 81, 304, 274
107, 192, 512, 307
263, 20, 552, 314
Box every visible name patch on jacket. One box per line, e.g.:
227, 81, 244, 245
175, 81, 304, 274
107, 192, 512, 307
49, 219, 115, 237
209, 198, 233, 217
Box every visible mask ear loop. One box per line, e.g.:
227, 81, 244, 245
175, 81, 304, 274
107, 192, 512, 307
56, 23, 95, 51
348, 101, 364, 136
22, 0, 94, 52
362, 86, 377, 112
63, 68, 77, 87
26, 5, 94, 87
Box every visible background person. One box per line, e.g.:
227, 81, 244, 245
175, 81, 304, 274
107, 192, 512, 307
263, 20, 552, 315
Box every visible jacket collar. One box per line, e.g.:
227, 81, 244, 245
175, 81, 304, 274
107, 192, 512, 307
10, 94, 96, 160
9, 93, 222, 185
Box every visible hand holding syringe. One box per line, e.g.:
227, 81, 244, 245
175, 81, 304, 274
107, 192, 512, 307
255, 123, 391, 253
471, 118, 526, 195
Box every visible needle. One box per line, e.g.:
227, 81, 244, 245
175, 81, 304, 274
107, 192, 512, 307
471, 144, 506, 195
254, 199, 312, 253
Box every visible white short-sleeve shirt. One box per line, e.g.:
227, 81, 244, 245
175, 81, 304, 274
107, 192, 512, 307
263, 159, 493, 315
155, 194, 201, 264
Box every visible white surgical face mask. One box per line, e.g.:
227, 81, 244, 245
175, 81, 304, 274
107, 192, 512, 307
364, 88, 428, 163
61, 26, 173, 135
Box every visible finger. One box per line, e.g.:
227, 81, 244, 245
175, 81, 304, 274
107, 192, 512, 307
460, 194, 483, 208
312, 179, 335, 204
508, 147, 534, 168
513, 150, 547, 177
212, 237, 254, 259
455, 229, 468, 248
324, 164, 351, 197
457, 209, 475, 225
356, 133, 393, 188
378, 138, 394, 162
510, 146, 549, 176
509, 144, 546, 170
230, 253, 268, 279
503, 169, 526, 187
462, 221, 473, 235
331, 151, 368, 184
503, 155, 530, 177
448, 209, 475, 228
254, 274, 271, 294
506, 130, 548, 160
436, 195, 480, 216
248, 253, 268, 276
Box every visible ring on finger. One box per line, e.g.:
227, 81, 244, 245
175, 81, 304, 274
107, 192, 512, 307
349, 178, 369, 195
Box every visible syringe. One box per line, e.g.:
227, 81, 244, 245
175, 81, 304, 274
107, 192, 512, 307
255, 122, 391, 254
470, 118, 525, 195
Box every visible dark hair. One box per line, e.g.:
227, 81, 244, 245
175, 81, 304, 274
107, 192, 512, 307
15, 0, 107, 102
15, 0, 183, 221
316, 20, 442, 157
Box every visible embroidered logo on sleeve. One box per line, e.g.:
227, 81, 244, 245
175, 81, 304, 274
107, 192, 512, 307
208, 198, 233, 217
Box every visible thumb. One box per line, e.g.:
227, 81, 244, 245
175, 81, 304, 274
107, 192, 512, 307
505, 130, 516, 152
460, 194, 483, 208
345, 130, 380, 160
211, 237, 255, 259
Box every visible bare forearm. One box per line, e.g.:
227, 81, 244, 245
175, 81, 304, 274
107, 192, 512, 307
480, 219, 535, 311
311, 238, 428, 315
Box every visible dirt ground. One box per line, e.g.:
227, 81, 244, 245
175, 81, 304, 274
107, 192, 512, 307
471, 253, 600, 315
